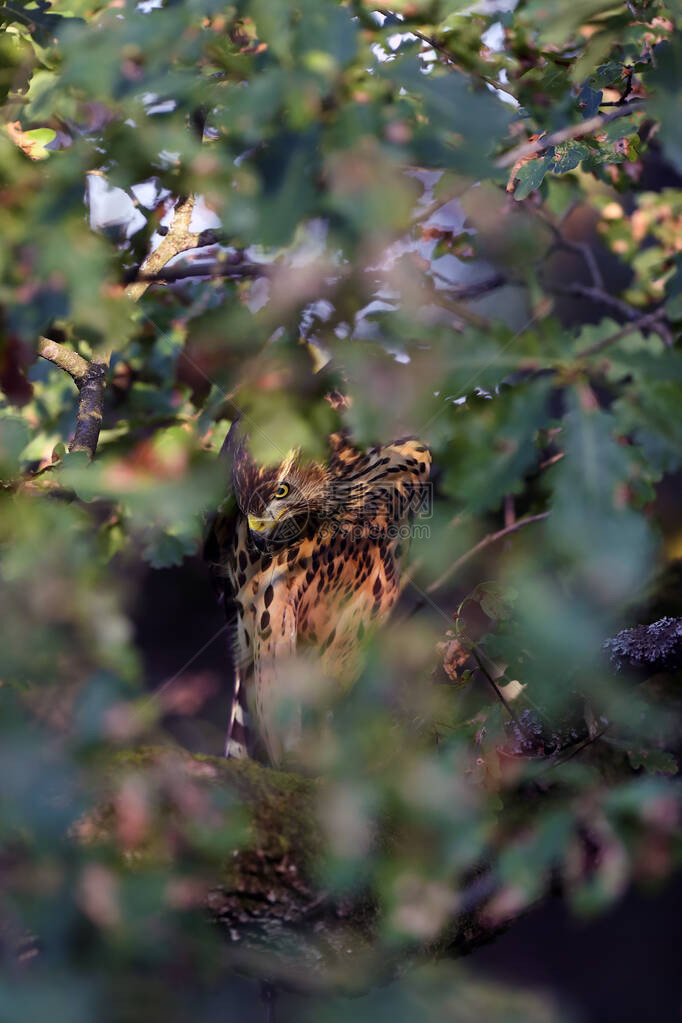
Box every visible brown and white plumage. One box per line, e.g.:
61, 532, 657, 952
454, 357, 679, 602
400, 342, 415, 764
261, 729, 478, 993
206, 431, 431, 763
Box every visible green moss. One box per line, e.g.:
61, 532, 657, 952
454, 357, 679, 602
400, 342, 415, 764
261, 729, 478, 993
98, 746, 322, 876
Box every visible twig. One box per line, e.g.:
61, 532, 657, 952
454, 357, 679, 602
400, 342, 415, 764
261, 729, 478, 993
574, 307, 668, 358
37, 337, 89, 387
534, 208, 673, 346
504, 494, 515, 529
73, 197, 204, 454
495, 99, 644, 168
260, 981, 278, 1023
471, 644, 520, 724
410, 183, 469, 228
0, 3, 34, 26
136, 258, 266, 285
573, 242, 604, 291
558, 199, 580, 228
427, 512, 550, 594
535, 208, 605, 291
548, 281, 640, 322
37, 336, 107, 459
432, 289, 491, 329
383, 16, 518, 101
599, 65, 634, 107
537, 452, 564, 471
538, 724, 610, 774
559, 279, 674, 349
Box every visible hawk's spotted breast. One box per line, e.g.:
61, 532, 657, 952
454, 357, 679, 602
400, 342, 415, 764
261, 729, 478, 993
206, 431, 431, 763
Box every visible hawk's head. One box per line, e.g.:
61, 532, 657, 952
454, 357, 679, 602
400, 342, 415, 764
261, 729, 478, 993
232, 442, 328, 551
232, 431, 430, 551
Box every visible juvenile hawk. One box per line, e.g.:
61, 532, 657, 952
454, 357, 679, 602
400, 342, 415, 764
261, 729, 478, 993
206, 430, 431, 763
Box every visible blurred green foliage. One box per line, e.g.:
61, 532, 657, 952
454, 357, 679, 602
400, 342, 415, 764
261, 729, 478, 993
1, 0, 682, 1018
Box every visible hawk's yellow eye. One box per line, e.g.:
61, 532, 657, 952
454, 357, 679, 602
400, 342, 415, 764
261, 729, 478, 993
274, 482, 289, 500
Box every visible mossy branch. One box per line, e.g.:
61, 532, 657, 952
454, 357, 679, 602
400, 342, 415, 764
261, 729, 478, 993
84, 747, 543, 992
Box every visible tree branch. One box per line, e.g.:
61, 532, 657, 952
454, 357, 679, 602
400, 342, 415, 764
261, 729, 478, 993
470, 643, 521, 724
37, 336, 89, 387
84, 747, 540, 987
495, 100, 645, 168
84, 728, 638, 986
37, 336, 106, 459
535, 207, 605, 291
135, 257, 266, 285
551, 280, 673, 347
36, 196, 212, 459
125, 195, 201, 301
427, 512, 550, 594
376, 11, 518, 101
430, 271, 509, 300
574, 307, 668, 358
547, 281, 642, 322
68, 358, 108, 456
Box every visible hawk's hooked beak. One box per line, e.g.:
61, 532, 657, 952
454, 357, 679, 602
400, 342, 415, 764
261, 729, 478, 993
247, 514, 271, 533
248, 506, 288, 533
248, 509, 288, 551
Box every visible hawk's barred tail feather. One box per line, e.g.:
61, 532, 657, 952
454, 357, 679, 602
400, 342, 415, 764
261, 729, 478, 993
224, 663, 251, 759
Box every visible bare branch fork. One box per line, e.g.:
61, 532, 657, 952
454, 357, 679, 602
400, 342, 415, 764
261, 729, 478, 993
36, 336, 109, 456
535, 205, 605, 291
37, 196, 201, 459
125, 194, 201, 302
